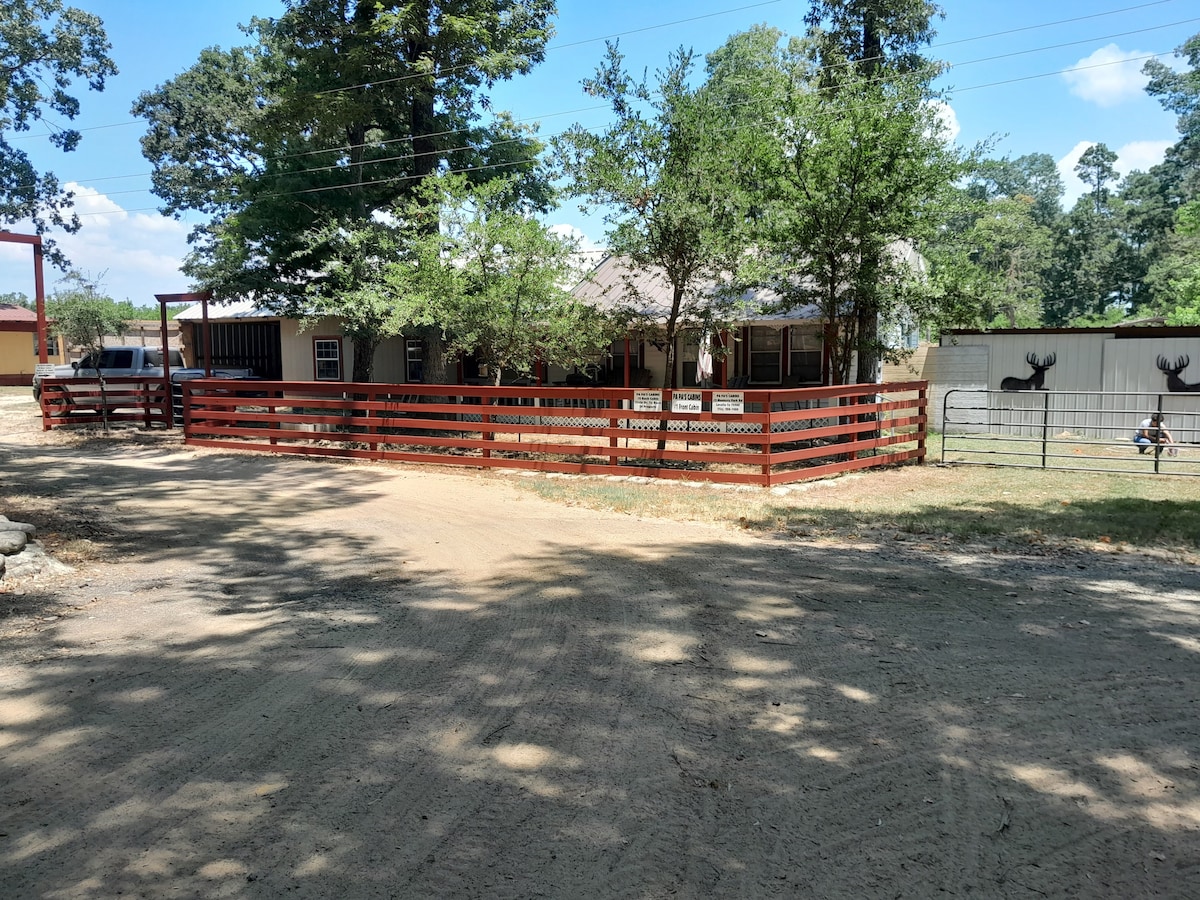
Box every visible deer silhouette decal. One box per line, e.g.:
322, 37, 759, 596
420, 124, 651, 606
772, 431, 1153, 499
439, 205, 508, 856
1001, 352, 1056, 391
1156, 355, 1200, 393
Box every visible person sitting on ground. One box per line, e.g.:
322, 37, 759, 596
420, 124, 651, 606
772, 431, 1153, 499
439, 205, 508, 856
1133, 412, 1177, 455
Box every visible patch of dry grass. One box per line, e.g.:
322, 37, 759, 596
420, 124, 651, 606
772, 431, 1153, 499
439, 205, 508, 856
513, 435, 1200, 558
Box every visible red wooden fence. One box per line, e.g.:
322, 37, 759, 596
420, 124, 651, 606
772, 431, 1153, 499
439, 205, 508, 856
40, 377, 172, 430
180, 379, 927, 487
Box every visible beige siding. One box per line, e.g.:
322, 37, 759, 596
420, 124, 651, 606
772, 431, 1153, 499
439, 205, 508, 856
0, 330, 68, 376
372, 336, 408, 383
904, 345, 988, 432
280, 319, 321, 381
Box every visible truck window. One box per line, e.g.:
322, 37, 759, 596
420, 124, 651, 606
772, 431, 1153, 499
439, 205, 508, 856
97, 349, 135, 368
83, 349, 135, 369
145, 349, 185, 368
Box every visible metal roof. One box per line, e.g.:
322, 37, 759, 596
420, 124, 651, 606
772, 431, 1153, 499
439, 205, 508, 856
175, 298, 277, 320
569, 254, 822, 324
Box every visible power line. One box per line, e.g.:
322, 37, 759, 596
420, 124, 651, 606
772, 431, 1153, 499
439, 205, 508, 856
932, 0, 1186, 48
65, 43, 1186, 220
10, 5, 1196, 214
10, 0, 1191, 154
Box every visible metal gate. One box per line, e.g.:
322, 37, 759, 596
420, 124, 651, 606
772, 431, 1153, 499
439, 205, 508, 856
941, 389, 1200, 476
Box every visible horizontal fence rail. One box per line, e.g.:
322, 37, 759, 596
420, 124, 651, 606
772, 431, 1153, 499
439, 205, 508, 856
40, 376, 173, 430
179, 379, 928, 487
942, 389, 1200, 476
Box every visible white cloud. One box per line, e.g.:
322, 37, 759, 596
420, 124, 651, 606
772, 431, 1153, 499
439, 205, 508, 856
1116, 139, 1174, 175
0, 184, 191, 303
929, 100, 961, 143
1056, 139, 1172, 209
548, 223, 605, 253
1062, 44, 1152, 108
64, 182, 128, 223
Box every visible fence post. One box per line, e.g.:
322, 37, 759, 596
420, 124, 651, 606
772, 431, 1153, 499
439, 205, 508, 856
917, 386, 927, 463
1154, 394, 1164, 474
1041, 390, 1050, 469
762, 398, 772, 485
482, 397, 492, 459
609, 399, 619, 468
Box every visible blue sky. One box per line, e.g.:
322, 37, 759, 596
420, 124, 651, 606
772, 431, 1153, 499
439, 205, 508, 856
1, 0, 1196, 306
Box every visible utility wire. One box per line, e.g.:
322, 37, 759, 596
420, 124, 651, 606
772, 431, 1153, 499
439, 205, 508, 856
9, 4, 1195, 213
9, 0, 1191, 154
62, 41, 1186, 218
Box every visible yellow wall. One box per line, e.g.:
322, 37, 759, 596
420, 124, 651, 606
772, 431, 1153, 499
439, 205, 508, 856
0, 330, 68, 376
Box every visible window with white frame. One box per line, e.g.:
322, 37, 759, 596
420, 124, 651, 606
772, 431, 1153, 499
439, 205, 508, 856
405, 339, 423, 382
681, 335, 699, 386
313, 337, 342, 380
749, 326, 782, 383
33, 334, 59, 357
789, 328, 823, 384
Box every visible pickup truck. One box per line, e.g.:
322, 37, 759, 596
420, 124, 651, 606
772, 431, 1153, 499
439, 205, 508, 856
33, 346, 255, 405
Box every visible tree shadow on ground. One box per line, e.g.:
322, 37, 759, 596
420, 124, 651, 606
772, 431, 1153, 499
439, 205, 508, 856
2, 457, 1199, 899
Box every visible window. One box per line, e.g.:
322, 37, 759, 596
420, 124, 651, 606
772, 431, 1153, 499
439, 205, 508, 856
33, 334, 59, 357
608, 339, 643, 382
749, 326, 782, 384
313, 337, 342, 380
681, 337, 699, 386
789, 328, 823, 384
78, 349, 134, 370
405, 339, 423, 382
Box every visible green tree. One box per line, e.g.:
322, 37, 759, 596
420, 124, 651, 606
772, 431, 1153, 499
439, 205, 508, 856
46, 272, 127, 431
971, 153, 1064, 228
1143, 32, 1200, 201
413, 176, 617, 385
1, 0, 116, 262
1146, 200, 1200, 324
295, 174, 615, 385
1109, 169, 1174, 312
929, 194, 1051, 329
717, 29, 965, 383
801, 0, 949, 382
134, 0, 556, 382
1075, 143, 1119, 215
555, 42, 748, 391
1043, 199, 1122, 324
804, 0, 944, 80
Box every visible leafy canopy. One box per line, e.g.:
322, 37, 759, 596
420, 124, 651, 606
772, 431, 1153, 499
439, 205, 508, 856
0, 0, 116, 260
555, 41, 749, 389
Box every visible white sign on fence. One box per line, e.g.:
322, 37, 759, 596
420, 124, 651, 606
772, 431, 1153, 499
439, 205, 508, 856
671, 390, 703, 414
633, 390, 663, 412
711, 391, 745, 414
34, 364, 56, 376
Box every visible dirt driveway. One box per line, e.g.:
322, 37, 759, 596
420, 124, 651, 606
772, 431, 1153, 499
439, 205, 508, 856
2, 393, 1199, 898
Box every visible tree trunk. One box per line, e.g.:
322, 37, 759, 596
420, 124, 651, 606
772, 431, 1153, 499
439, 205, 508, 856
351, 335, 378, 383
418, 327, 449, 385
854, 303, 879, 385
657, 286, 684, 451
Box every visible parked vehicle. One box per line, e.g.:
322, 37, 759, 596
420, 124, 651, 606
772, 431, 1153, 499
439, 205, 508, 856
33, 346, 254, 407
